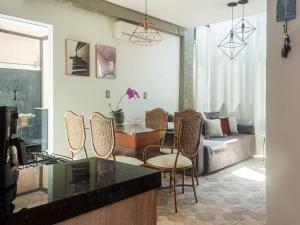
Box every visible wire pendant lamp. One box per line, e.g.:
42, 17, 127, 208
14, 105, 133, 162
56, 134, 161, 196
129, 0, 162, 46
232, 0, 256, 41
218, 2, 247, 60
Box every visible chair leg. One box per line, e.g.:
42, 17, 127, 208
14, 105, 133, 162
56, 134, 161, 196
173, 169, 178, 213
193, 158, 199, 186
191, 165, 198, 203
181, 169, 185, 194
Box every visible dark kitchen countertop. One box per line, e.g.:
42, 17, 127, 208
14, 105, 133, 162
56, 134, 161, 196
0, 157, 161, 225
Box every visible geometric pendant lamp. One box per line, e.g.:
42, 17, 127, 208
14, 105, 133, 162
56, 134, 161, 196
218, 2, 247, 60
129, 0, 162, 46
232, 0, 256, 41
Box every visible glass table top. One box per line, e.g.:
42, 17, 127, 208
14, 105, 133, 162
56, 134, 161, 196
114, 124, 165, 135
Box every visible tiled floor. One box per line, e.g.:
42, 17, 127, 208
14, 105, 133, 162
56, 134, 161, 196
157, 158, 266, 225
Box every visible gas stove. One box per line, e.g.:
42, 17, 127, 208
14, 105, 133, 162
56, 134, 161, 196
19, 151, 69, 169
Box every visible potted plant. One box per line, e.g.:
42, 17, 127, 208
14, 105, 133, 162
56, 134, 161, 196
109, 87, 139, 125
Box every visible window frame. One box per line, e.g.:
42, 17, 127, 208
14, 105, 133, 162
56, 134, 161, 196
0, 29, 48, 71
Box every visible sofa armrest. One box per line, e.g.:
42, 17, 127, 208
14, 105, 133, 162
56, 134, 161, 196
237, 124, 255, 135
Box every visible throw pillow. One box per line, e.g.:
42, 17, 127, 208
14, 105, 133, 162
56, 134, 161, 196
204, 119, 224, 137
228, 116, 238, 134
220, 117, 231, 135
203, 112, 221, 119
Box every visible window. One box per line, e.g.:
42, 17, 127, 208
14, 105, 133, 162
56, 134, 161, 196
0, 32, 40, 70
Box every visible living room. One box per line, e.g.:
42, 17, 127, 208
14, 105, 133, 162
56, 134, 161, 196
0, 0, 299, 225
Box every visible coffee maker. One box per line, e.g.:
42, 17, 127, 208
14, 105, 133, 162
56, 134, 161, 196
0, 106, 27, 217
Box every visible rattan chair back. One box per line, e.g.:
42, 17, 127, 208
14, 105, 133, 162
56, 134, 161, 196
177, 113, 204, 158
89, 112, 115, 158
174, 109, 197, 145
145, 108, 168, 130
64, 111, 86, 156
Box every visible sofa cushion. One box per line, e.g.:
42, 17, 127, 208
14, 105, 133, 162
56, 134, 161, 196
220, 117, 231, 135
204, 119, 223, 137
203, 112, 221, 119
203, 134, 256, 174
229, 116, 238, 134
204, 136, 239, 150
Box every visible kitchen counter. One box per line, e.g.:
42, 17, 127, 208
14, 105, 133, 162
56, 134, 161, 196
0, 157, 161, 225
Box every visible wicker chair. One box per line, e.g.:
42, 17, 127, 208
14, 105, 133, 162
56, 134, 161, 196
160, 108, 198, 154
144, 113, 204, 213
64, 111, 88, 160
89, 112, 144, 166
160, 109, 201, 187
145, 108, 168, 143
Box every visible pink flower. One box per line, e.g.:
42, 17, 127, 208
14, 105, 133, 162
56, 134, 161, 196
126, 87, 139, 99
112, 87, 140, 111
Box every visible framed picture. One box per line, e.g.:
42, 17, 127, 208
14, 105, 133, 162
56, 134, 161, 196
66, 39, 90, 76
277, 0, 296, 22
96, 44, 116, 79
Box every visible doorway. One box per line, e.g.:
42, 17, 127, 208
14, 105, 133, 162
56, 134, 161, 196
0, 14, 53, 153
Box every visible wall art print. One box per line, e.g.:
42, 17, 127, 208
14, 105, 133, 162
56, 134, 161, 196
96, 44, 116, 79
277, 0, 296, 21
66, 39, 90, 76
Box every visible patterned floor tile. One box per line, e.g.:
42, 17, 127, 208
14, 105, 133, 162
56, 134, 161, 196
157, 158, 266, 225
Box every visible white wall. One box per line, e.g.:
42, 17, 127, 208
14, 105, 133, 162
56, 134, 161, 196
267, 1, 300, 224
0, 0, 180, 157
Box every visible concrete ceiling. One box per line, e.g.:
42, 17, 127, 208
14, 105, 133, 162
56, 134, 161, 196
106, 0, 267, 28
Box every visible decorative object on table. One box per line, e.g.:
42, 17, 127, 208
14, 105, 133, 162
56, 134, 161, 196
277, 0, 296, 22
218, 2, 247, 60
19, 113, 35, 126
126, 115, 143, 127
66, 39, 90, 76
96, 44, 116, 79
109, 87, 140, 125
129, 0, 162, 46
281, 20, 292, 58
233, 0, 256, 41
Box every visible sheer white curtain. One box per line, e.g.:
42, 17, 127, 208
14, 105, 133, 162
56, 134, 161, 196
195, 14, 266, 154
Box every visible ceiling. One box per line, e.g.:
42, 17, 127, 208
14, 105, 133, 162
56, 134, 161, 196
0, 17, 48, 38
106, 0, 267, 28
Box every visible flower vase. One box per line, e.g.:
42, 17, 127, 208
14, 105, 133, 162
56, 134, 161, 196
110, 110, 125, 125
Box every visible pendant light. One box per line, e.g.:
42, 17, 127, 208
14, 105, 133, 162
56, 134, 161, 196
218, 2, 247, 60
233, 0, 256, 41
129, 0, 162, 46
